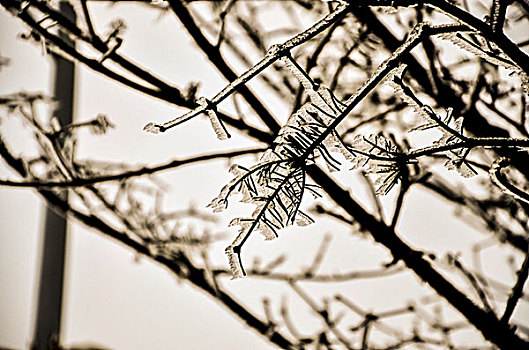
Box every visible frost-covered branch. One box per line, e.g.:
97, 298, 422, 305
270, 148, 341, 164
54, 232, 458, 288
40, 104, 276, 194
0, 148, 266, 188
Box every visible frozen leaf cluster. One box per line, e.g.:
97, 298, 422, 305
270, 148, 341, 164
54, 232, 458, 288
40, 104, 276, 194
274, 85, 353, 171
210, 56, 362, 278
88, 114, 115, 135
209, 80, 349, 276
209, 158, 315, 278
275, 53, 355, 171
444, 150, 477, 178
350, 134, 403, 195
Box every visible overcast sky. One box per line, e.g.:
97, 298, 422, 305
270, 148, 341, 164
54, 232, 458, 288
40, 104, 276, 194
0, 4, 276, 348
1, 2, 528, 349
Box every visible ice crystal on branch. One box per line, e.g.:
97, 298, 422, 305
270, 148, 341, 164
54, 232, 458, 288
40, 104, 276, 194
214, 159, 312, 278
281, 54, 315, 91
198, 97, 231, 140
212, 55, 359, 277
350, 134, 404, 195
439, 32, 529, 94
445, 151, 478, 178
386, 69, 480, 178
440, 32, 517, 71
89, 114, 115, 135
143, 122, 164, 134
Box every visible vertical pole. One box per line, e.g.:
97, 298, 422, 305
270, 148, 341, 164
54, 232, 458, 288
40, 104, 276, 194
31, 2, 75, 349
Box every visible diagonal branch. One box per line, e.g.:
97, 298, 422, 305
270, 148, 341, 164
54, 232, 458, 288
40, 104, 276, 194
306, 164, 528, 349
501, 248, 529, 324
0, 0, 179, 103
348, 0, 529, 72
158, 0, 350, 134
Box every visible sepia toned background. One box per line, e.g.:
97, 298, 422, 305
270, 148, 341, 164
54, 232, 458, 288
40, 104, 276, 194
1, 1, 528, 349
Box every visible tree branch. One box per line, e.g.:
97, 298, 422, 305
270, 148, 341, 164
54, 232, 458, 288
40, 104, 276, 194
501, 248, 529, 324
0, 148, 266, 188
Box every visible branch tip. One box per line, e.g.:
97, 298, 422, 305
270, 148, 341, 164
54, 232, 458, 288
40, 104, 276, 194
143, 122, 165, 134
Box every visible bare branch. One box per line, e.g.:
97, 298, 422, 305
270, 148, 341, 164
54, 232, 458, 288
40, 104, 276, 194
0, 148, 266, 188
501, 248, 529, 323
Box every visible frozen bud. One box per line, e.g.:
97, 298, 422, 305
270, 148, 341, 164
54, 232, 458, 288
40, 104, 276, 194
89, 114, 114, 135
50, 116, 62, 133
143, 122, 165, 134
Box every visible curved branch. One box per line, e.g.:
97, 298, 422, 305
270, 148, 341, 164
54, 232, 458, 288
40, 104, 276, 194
490, 158, 529, 204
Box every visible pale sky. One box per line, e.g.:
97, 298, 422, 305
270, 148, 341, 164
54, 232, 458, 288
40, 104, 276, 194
1, 2, 528, 349
0, 4, 274, 348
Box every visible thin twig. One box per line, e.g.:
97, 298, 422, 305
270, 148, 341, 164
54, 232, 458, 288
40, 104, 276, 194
448, 254, 494, 313
390, 181, 409, 229
80, 0, 97, 39
303, 233, 332, 276
0, 148, 266, 188
213, 264, 405, 282
150, 0, 350, 133
360, 171, 386, 223
289, 281, 353, 349
501, 248, 529, 323
335, 294, 403, 339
